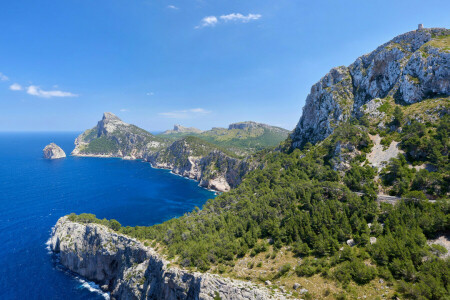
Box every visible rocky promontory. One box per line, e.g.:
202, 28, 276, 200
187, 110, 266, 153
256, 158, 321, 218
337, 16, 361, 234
49, 216, 286, 300
43, 143, 66, 159
291, 27, 450, 148
72, 114, 256, 192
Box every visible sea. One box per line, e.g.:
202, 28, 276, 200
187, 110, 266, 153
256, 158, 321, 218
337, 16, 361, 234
0, 132, 215, 299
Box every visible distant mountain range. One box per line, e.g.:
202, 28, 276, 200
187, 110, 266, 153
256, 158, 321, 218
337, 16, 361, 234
159, 121, 290, 155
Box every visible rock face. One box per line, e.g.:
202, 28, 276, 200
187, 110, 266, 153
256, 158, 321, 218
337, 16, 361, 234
162, 124, 203, 135
72, 112, 166, 159
49, 217, 286, 300
292, 27, 450, 148
43, 143, 66, 159
146, 137, 252, 192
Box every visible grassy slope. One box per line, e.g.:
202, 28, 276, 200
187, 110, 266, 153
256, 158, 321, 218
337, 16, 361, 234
159, 125, 290, 155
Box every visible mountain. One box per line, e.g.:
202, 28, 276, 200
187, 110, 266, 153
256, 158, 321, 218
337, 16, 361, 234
159, 121, 290, 155
56, 27, 449, 299
161, 124, 203, 136
147, 136, 252, 191
291, 27, 449, 148
72, 112, 168, 159
72, 113, 254, 191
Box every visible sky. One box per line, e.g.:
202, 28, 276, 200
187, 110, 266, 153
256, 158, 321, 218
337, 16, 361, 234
0, 0, 449, 132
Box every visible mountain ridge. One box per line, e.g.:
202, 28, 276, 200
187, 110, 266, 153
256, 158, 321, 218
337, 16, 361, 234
291, 27, 449, 148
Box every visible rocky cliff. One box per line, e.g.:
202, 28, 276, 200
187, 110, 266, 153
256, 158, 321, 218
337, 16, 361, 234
72, 112, 167, 159
145, 137, 252, 192
72, 114, 254, 192
43, 143, 66, 159
162, 124, 203, 135
49, 216, 286, 300
292, 27, 450, 148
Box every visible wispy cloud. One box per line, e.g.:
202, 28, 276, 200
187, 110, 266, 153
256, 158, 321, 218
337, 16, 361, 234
159, 108, 211, 119
26, 85, 78, 98
220, 13, 261, 22
0, 72, 9, 81
167, 5, 178, 10
120, 108, 129, 112
146, 92, 154, 96
195, 16, 218, 28
196, 13, 261, 29
9, 83, 22, 91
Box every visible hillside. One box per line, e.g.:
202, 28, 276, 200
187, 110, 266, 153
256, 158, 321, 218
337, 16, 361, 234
59, 27, 449, 299
291, 27, 449, 148
159, 121, 290, 155
72, 112, 168, 158
72, 114, 254, 192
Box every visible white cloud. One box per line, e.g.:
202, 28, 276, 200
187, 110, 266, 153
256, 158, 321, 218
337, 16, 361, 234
220, 13, 261, 22
196, 13, 261, 28
0, 72, 9, 81
146, 92, 154, 96
120, 108, 129, 112
9, 83, 22, 91
26, 85, 78, 98
159, 108, 211, 119
195, 16, 218, 28
167, 5, 178, 10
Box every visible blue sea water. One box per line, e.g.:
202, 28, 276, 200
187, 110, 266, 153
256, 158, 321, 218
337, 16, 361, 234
0, 132, 215, 299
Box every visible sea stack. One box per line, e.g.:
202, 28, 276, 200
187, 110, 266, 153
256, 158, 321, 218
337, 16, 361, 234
43, 143, 66, 159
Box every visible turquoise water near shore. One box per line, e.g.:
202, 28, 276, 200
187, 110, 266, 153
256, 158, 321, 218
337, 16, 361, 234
0, 132, 215, 299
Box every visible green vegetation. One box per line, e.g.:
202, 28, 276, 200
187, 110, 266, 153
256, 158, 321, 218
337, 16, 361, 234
425, 34, 450, 52
380, 115, 449, 197
68, 120, 449, 298
81, 136, 119, 154
69, 101, 449, 298
158, 124, 290, 155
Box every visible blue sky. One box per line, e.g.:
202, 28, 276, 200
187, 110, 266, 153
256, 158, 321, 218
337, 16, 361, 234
0, 0, 449, 132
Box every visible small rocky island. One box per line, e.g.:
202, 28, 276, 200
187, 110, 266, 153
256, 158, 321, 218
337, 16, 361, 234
43, 143, 66, 159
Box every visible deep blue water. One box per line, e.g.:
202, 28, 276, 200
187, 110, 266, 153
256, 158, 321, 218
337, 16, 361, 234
0, 132, 215, 299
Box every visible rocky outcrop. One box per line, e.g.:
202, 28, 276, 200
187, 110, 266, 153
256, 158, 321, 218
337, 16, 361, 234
292, 27, 450, 148
145, 137, 253, 192
43, 143, 66, 159
72, 112, 167, 159
49, 216, 286, 300
162, 125, 203, 135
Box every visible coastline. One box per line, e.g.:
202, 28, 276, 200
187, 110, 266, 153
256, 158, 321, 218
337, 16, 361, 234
70, 153, 223, 193
49, 216, 287, 300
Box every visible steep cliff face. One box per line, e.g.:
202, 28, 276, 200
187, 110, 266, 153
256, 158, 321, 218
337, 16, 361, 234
146, 137, 252, 192
292, 27, 450, 148
49, 216, 286, 300
72, 112, 167, 159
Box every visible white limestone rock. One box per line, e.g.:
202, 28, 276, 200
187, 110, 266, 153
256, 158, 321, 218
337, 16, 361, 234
291, 27, 450, 148
43, 143, 66, 159
49, 216, 287, 300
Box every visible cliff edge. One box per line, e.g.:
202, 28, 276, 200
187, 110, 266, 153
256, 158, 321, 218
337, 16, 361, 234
291, 27, 450, 148
49, 216, 286, 300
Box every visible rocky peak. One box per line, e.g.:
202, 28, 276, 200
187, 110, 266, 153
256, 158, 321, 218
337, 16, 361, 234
229, 121, 259, 130
43, 143, 66, 159
162, 124, 203, 135
291, 27, 450, 148
228, 121, 275, 130
98, 112, 128, 135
